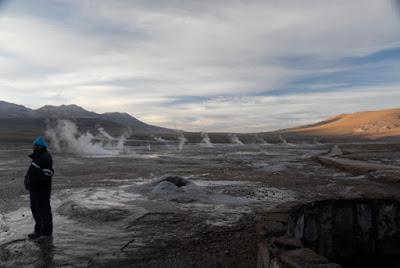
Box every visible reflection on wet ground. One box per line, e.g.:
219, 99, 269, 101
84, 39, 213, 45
0, 142, 396, 267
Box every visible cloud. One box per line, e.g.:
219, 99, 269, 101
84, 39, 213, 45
144, 85, 400, 132
0, 0, 399, 131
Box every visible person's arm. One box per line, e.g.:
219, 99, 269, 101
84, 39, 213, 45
24, 169, 30, 190
29, 154, 54, 188
31, 160, 54, 177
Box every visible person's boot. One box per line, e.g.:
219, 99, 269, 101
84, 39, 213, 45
36, 235, 53, 243
28, 232, 41, 239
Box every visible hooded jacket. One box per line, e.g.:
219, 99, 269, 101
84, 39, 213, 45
25, 149, 54, 191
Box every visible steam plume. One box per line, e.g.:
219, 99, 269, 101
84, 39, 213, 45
229, 134, 244, 145
178, 132, 188, 150
201, 132, 214, 148
45, 120, 128, 155
154, 136, 170, 147
279, 135, 296, 147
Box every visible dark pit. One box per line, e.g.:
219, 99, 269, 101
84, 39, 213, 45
287, 199, 400, 268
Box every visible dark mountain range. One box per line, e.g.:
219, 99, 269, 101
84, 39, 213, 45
0, 101, 31, 118
0, 101, 174, 140
32, 104, 98, 119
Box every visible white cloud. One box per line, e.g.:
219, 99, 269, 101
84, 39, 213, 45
0, 16, 105, 68
124, 85, 400, 132
0, 0, 399, 131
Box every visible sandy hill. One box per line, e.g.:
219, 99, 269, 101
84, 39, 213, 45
282, 108, 400, 140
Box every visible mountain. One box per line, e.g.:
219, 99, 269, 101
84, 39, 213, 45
0, 101, 31, 118
32, 104, 98, 118
0, 101, 174, 137
2, 100, 399, 143
280, 108, 400, 140
100, 112, 171, 133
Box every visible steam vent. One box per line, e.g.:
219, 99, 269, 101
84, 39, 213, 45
257, 198, 400, 268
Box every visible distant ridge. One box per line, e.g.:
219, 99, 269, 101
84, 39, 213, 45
33, 104, 98, 118
0, 100, 31, 118
280, 108, 400, 139
0, 100, 174, 134
2, 100, 400, 143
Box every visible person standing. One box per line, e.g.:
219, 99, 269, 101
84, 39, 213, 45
24, 136, 54, 240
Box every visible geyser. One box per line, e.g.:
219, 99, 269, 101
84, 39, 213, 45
230, 134, 244, 145
45, 120, 128, 155
154, 136, 170, 147
279, 135, 295, 146
201, 132, 214, 148
177, 132, 187, 151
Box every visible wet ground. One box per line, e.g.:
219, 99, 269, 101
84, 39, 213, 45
0, 142, 399, 267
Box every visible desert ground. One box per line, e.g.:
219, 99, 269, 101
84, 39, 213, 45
0, 139, 399, 267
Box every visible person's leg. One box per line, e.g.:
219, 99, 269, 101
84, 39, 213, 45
30, 191, 42, 234
29, 191, 42, 238
38, 190, 53, 236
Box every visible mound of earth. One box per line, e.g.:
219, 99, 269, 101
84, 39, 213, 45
281, 108, 400, 140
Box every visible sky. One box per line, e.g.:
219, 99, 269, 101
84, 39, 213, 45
0, 0, 399, 132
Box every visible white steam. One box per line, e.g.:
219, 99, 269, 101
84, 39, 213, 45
154, 136, 166, 142
45, 120, 128, 155
230, 134, 244, 145
98, 127, 114, 140
201, 132, 214, 148
279, 135, 296, 147
313, 139, 324, 146
178, 132, 188, 151
154, 136, 170, 148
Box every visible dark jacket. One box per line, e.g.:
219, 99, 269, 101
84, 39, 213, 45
25, 149, 54, 191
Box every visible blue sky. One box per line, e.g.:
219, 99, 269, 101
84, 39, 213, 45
0, 0, 399, 132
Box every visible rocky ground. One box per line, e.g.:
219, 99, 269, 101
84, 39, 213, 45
0, 142, 399, 267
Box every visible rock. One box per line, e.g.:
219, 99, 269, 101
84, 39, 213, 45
56, 201, 131, 222
318, 205, 333, 257
333, 207, 354, 256
161, 175, 189, 187
327, 145, 343, 157
304, 213, 318, 244
356, 204, 372, 233
257, 241, 270, 268
311, 264, 342, 268
293, 213, 304, 240
150, 175, 194, 195
273, 237, 303, 249
262, 199, 400, 268
278, 248, 330, 267
377, 204, 396, 239
151, 181, 181, 194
